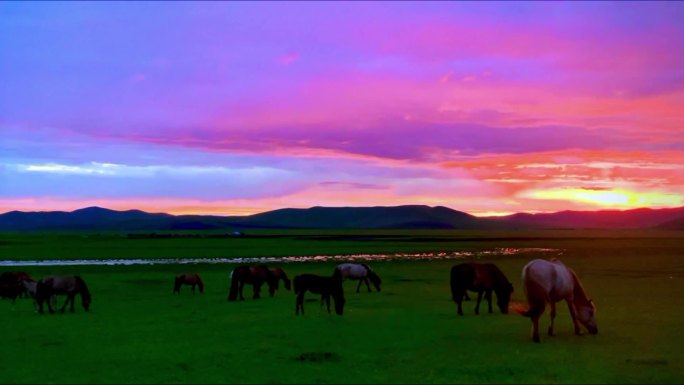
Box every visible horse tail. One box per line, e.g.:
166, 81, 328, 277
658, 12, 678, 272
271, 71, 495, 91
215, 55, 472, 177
227, 269, 239, 301
449, 265, 463, 302
517, 269, 546, 318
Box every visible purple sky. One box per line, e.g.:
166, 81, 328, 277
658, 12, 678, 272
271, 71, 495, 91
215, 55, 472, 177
2, 1, 683, 215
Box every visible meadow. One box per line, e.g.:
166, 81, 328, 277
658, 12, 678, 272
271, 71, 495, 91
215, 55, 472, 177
1, 230, 683, 384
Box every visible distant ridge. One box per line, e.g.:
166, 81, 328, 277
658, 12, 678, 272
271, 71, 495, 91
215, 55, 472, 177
0, 205, 683, 231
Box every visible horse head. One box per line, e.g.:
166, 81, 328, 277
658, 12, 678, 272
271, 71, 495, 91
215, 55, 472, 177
576, 299, 598, 334
368, 271, 382, 292
495, 282, 514, 314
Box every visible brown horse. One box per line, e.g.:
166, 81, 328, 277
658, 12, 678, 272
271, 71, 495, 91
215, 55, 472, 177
227, 265, 291, 301
173, 273, 204, 294
266, 267, 291, 297
36, 275, 91, 314
294, 274, 345, 316
450, 262, 514, 316
0, 271, 35, 301
517, 258, 598, 342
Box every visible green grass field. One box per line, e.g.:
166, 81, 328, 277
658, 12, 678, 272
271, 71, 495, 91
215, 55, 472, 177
1, 231, 683, 384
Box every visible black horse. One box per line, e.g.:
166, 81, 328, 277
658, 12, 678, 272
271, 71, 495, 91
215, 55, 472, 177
227, 265, 291, 301
294, 274, 345, 316
36, 275, 91, 314
450, 262, 513, 316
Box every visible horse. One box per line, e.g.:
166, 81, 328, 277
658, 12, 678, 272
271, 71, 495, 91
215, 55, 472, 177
450, 262, 514, 316
266, 267, 291, 297
0, 271, 34, 301
294, 274, 345, 316
227, 265, 290, 301
333, 263, 382, 293
517, 258, 598, 343
173, 273, 204, 294
36, 275, 91, 314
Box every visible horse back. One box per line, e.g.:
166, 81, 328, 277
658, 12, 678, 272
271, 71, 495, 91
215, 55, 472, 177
523, 259, 574, 303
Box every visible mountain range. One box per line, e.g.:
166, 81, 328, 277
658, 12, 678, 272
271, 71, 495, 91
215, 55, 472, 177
1, 205, 683, 231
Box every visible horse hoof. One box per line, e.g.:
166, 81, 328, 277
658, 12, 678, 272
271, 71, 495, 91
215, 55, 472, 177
533, 337, 541, 343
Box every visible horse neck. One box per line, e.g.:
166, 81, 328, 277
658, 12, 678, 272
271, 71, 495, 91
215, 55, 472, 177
75, 276, 91, 299
569, 270, 590, 306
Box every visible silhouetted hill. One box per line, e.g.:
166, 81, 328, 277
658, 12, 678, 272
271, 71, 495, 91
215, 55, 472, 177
494, 206, 684, 229
1, 205, 683, 231
656, 217, 684, 230
239, 205, 478, 229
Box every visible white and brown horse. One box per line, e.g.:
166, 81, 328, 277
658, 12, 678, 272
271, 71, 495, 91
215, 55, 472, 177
517, 258, 598, 342
333, 263, 381, 293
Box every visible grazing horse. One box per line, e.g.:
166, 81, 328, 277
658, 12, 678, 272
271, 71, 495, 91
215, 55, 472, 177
228, 265, 291, 301
173, 273, 204, 294
36, 275, 91, 314
294, 274, 345, 316
266, 267, 291, 297
333, 263, 382, 293
517, 258, 598, 343
450, 262, 514, 316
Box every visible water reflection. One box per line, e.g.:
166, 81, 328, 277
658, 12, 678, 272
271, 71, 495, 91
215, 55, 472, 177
0, 248, 560, 266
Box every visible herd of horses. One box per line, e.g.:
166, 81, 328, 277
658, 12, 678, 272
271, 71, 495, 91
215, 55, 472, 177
0, 258, 597, 342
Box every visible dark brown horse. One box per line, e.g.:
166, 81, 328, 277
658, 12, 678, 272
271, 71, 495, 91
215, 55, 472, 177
227, 265, 291, 301
0, 271, 35, 301
450, 262, 513, 316
517, 258, 597, 343
266, 267, 291, 297
173, 273, 204, 294
36, 275, 91, 314
294, 274, 345, 316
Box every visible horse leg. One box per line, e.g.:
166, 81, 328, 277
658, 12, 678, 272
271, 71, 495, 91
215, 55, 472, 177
59, 295, 70, 313
566, 299, 583, 335
485, 290, 493, 314
296, 293, 304, 315
356, 279, 362, 293
456, 297, 464, 316
475, 291, 484, 315
253, 283, 261, 299
238, 281, 245, 301
548, 302, 557, 336
464, 291, 471, 301
69, 294, 76, 313
324, 294, 331, 314
532, 314, 541, 343
365, 278, 371, 292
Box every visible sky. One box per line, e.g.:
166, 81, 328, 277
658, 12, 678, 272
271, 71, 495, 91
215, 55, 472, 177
1, 1, 683, 216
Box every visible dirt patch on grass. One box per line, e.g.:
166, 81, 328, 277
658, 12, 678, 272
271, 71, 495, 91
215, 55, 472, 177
626, 359, 668, 366
121, 278, 168, 286
295, 352, 340, 363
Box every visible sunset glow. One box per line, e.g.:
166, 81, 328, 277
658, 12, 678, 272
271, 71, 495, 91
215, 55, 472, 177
1, 2, 683, 215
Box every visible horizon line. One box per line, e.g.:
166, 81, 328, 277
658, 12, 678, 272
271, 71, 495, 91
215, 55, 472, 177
2, 203, 683, 219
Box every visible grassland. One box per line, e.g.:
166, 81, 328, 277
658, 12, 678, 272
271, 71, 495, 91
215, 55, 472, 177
1, 230, 683, 384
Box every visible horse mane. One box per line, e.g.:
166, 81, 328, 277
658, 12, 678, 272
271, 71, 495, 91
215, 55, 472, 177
360, 263, 372, 272
567, 268, 591, 305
